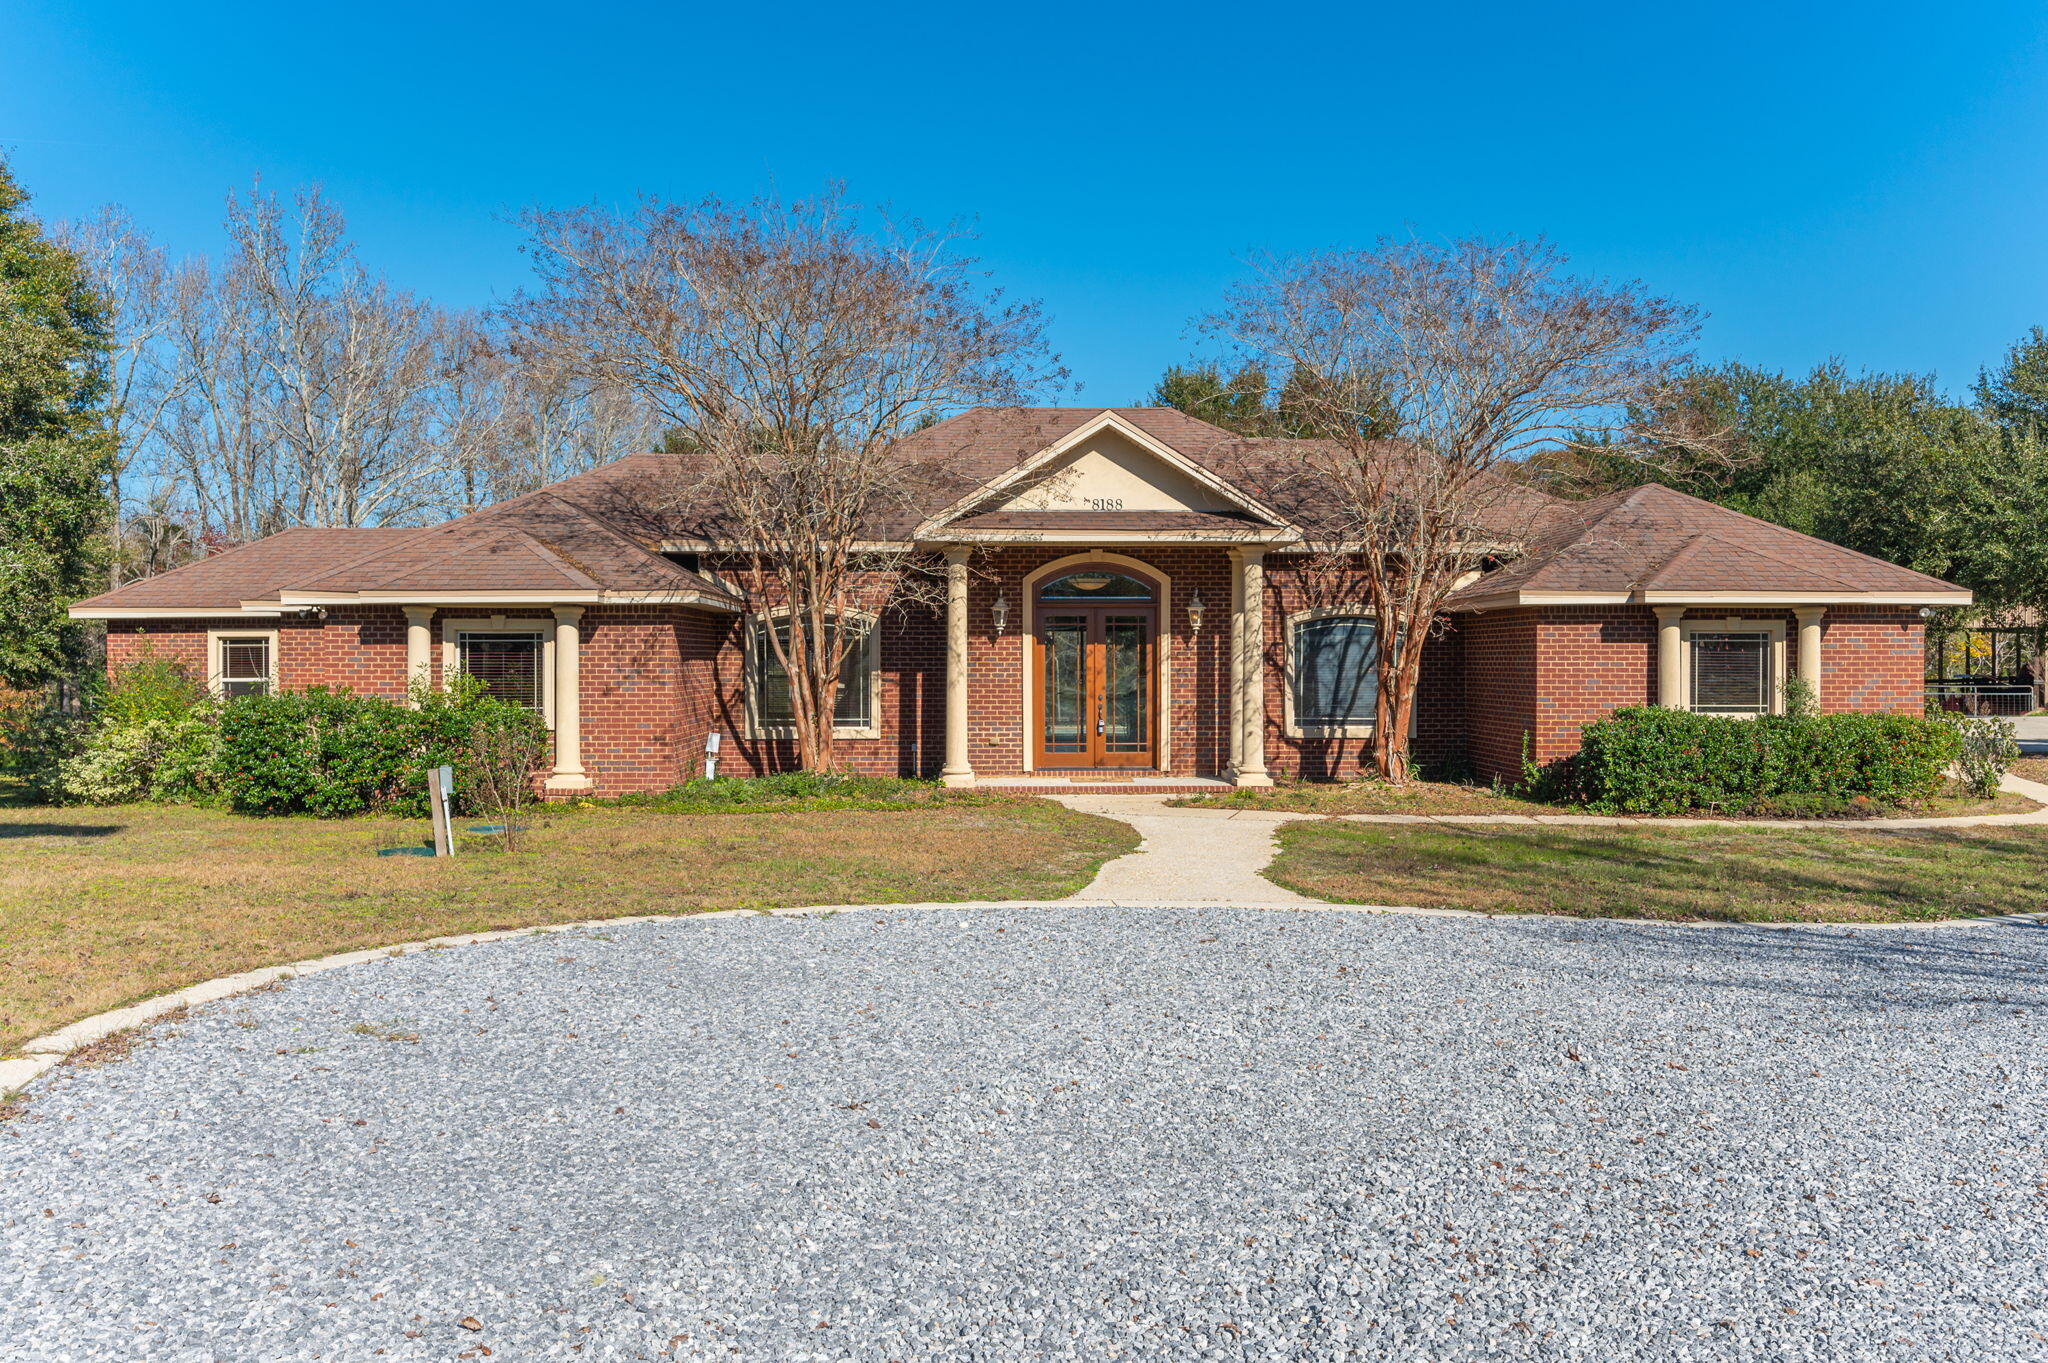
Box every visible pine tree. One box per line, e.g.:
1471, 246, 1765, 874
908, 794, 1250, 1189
0, 154, 110, 685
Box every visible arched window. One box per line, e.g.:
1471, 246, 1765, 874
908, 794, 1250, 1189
1038, 571, 1155, 601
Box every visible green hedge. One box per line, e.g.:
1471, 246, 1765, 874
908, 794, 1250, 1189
57, 661, 548, 818
1558, 707, 1963, 815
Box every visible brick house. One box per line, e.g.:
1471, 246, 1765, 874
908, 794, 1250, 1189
69, 407, 1970, 795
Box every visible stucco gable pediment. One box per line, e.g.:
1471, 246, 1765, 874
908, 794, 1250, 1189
995, 426, 1236, 514
916, 409, 1286, 534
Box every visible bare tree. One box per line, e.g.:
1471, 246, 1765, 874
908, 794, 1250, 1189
227, 183, 449, 527
60, 207, 186, 584
1210, 236, 1707, 782
509, 186, 1061, 770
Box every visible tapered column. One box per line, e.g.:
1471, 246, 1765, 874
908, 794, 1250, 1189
941, 548, 975, 788
1794, 607, 1824, 702
1235, 548, 1272, 787
403, 606, 434, 706
1226, 549, 1246, 774
546, 605, 595, 792
1654, 605, 1686, 708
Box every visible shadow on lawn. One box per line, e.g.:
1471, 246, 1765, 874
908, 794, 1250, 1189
0, 822, 124, 839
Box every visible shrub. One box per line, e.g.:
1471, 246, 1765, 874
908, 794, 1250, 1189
60, 713, 220, 805
55, 653, 220, 806
451, 689, 551, 845
1562, 706, 1961, 815
213, 688, 406, 816
1936, 713, 2019, 799
0, 687, 87, 803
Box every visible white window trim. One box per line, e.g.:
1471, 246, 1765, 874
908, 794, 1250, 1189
1282, 607, 1412, 740
744, 609, 881, 740
206, 627, 279, 699
440, 617, 556, 727
1680, 617, 1788, 717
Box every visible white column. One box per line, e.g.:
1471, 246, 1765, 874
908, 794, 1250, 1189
546, 605, 594, 792
1654, 605, 1687, 708
1226, 549, 1245, 774
403, 606, 434, 706
940, 548, 975, 788
1235, 548, 1272, 787
1794, 606, 1824, 702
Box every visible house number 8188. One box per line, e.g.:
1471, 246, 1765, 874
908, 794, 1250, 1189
1085, 497, 1125, 511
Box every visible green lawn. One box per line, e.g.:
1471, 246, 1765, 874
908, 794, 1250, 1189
1267, 820, 2048, 922
0, 797, 1136, 1052
1178, 776, 2029, 820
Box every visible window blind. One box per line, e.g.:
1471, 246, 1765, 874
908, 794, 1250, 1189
1292, 617, 1378, 726
752, 619, 871, 727
218, 636, 271, 699
457, 632, 544, 709
1690, 633, 1770, 714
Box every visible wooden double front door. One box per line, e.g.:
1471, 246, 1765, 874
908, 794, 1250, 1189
1032, 606, 1157, 770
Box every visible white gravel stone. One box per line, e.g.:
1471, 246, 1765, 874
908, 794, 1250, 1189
1, 909, 2045, 1360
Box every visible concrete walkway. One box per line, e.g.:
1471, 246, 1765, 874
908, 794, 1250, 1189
1051, 795, 1319, 904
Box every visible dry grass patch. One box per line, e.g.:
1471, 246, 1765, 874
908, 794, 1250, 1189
0, 799, 1136, 1051
1266, 821, 2048, 922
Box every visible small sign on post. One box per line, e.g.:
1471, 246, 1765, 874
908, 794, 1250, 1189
704, 731, 722, 780
428, 764, 457, 857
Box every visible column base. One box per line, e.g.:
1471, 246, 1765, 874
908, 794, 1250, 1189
940, 771, 977, 789
1232, 772, 1275, 789
544, 772, 597, 793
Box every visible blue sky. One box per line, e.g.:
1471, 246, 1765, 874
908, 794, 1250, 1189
6, 0, 2048, 403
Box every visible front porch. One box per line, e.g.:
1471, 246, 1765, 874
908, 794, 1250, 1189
930, 541, 1285, 791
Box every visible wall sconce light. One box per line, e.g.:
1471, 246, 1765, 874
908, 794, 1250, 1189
1187, 590, 1205, 635
992, 593, 1010, 635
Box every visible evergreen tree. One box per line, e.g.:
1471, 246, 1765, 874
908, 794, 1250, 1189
1976, 325, 2048, 438
0, 155, 110, 685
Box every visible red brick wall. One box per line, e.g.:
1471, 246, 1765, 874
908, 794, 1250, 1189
1457, 604, 1929, 784
1460, 608, 1540, 782
102, 596, 1932, 793
1529, 607, 1659, 768
1814, 608, 1926, 712
1254, 560, 1464, 780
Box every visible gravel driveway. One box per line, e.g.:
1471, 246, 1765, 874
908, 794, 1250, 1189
4, 908, 2046, 1361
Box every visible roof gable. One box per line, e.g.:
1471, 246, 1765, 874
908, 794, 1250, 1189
915, 408, 1289, 535
1450, 483, 1968, 606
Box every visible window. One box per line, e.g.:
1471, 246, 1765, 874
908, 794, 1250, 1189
457, 631, 545, 709
750, 616, 876, 734
214, 634, 274, 699
1690, 632, 1771, 714
1290, 614, 1379, 731
1039, 572, 1154, 601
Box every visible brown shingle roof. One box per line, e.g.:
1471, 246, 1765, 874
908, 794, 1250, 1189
1448, 484, 1966, 604
73, 412, 1966, 618
70, 528, 430, 613
287, 492, 731, 600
